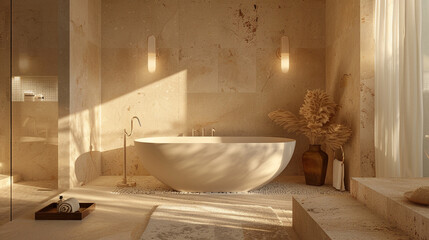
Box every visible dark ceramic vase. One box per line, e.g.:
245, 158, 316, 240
302, 144, 328, 186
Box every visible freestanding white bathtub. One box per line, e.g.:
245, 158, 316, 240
134, 137, 296, 192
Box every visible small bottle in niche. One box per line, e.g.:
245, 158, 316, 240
23, 91, 35, 102
35, 94, 45, 101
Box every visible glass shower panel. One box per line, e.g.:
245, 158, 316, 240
0, 0, 11, 226
11, 0, 60, 218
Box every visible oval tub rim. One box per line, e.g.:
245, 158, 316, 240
134, 136, 296, 144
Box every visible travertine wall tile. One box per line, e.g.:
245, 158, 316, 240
0, 2, 10, 228
326, 0, 360, 186
101, 70, 187, 175
102, 0, 179, 49
0, 49, 10, 176
101, 0, 325, 176
218, 48, 256, 93
101, 47, 180, 102
179, 47, 218, 93
67, 0, 102, 187
178, 0, 220, 48
359, 0, 375, 177
219, 1, 258, 48
0, 1, 10, 50
325, 0, 375, 187
11, 0, 58, 76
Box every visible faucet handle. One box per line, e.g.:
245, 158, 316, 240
211, 128, 216, 136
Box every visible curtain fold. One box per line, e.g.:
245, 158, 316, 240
423, 0, 429, 177
375, 0, 423, 177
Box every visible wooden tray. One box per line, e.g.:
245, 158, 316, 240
35, 203, 96, 220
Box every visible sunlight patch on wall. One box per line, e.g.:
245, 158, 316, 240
100, 70, 188, 153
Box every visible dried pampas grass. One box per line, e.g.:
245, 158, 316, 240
269, 89, 352, 151
299, 89, 339, 128
267, 111, 307, 134
325, 124, 352, 150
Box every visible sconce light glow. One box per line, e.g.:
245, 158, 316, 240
148, 35, 156, 73
281, 36, 290, 73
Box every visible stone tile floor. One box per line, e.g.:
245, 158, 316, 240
0, 179, 59, 226
0, 175, 343, 240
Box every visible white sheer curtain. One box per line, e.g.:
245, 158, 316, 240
423, 1, 429, 177
375, 0, 424, 177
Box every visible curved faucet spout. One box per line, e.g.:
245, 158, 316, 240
119, 116, 141, 187
124, 116, 142, 137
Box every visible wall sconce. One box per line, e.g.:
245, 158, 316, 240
148, 35, 156, 73
281, 36, 289, 73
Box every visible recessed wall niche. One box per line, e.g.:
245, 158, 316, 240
12, 76, 58, 102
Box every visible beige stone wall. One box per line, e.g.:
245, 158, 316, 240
100, 0, 326, 176
66, 0, 101, 187
12, 0, 59, 77
0, 0, 10, 225
57, 0, 70, 189
325, 0, 375, 187
0, 0, 10, 178
359, 0, 375, 177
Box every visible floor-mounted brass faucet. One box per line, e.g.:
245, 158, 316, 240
117, 116, 141, 187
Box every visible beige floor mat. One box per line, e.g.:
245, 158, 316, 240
141, 204, 289, 240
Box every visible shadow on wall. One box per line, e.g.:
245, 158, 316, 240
101, 146, 145, 176
324, 73, 355, 185
74, 150, 102, 186
60, 102, 101, 186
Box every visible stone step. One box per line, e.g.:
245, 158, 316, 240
293, 194, 410, 240
351, 177, 429, 240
